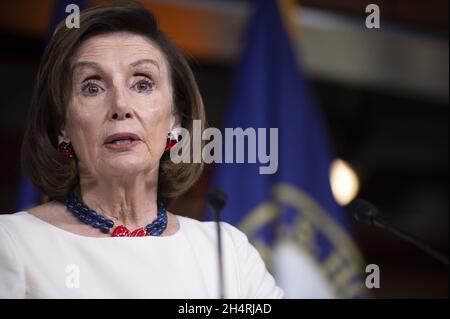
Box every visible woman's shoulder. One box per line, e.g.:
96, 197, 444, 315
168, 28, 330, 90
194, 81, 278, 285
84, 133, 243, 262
0, 211, 33, 243
0, 201, 66, 235
26, 201, 66, 224
0, 211, 31, 229
0, 201, 63, 221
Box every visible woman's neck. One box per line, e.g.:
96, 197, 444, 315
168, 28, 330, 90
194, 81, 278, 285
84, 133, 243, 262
78, 171, 159, 230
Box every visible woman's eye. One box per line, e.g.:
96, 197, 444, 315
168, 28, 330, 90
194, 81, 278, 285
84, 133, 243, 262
82, 83, 103, 96
134, 79, 154, 93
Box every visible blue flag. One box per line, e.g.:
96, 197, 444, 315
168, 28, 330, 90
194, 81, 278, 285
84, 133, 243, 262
16, 0, 89, 211
210, 0, 366, 298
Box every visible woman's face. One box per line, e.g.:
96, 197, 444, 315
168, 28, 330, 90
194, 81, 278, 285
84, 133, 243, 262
62, 32, 177, 180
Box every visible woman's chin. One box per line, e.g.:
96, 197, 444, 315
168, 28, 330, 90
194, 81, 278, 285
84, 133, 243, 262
103, 157, 151, 176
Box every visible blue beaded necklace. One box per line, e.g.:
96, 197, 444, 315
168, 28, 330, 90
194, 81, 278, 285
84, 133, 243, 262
65, 191, 168, 237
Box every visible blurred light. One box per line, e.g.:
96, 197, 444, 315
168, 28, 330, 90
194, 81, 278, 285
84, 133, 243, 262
330, 159, 360, 206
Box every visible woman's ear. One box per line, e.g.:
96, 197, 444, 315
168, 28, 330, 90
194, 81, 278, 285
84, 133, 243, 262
170, 113, 182, 132
58, 128, 70, 144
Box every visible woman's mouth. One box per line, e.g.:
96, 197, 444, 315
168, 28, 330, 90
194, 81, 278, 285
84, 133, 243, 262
104, 132, 141, 150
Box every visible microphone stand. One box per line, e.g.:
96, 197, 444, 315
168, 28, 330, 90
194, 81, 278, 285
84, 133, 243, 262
373, 217, 449, 266
207, 187, 228, 299
348, 199, 449, 266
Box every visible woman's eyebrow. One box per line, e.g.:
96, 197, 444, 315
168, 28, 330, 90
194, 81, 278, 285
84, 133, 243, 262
72, 61, 103, 74
130, 59, 160, 72
71, 59, 160, 80
72, 61, 103, 79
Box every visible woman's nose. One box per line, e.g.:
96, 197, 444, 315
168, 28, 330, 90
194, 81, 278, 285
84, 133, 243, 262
111, 111, 132, 120
110, 86, 133, 120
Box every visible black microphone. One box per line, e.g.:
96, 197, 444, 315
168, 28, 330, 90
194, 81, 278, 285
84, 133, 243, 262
347, 199, 449, 266
207, 187, 228, 299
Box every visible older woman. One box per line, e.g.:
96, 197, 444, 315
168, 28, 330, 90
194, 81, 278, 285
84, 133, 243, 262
0, 1, 283, 299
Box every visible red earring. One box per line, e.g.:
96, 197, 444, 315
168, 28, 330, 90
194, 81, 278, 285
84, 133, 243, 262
58, 141, 76, 159
165, 132, 177, 151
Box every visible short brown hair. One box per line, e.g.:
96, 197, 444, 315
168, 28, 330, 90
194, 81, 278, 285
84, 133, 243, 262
21, 0, 205, 205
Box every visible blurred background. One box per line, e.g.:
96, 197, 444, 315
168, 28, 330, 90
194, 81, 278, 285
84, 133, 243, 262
0, 0, 448, 298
